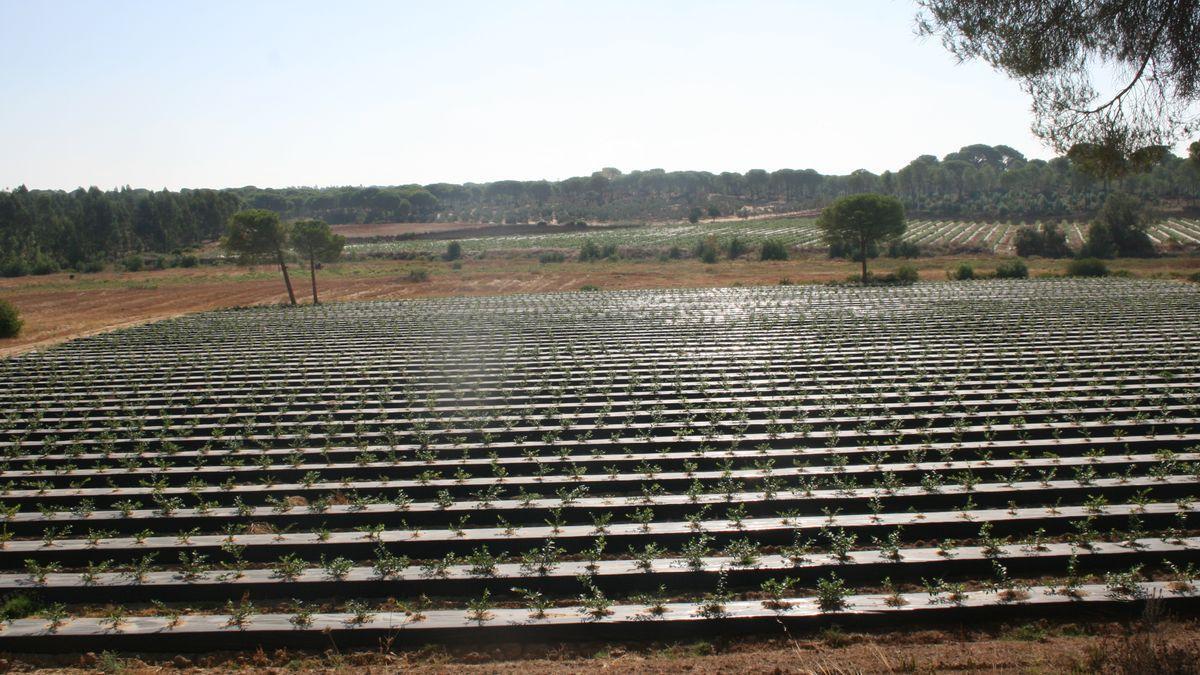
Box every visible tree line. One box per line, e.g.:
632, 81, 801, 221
3, 143, 1198, 274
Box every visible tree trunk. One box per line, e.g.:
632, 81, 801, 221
309, 255, 319, 305
277, 251, 297, 305
861, 237, 868, 281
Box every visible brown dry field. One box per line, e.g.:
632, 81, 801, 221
6, 616, 1198, 673
330, 221, 492, 238
2, 253, 1198, 357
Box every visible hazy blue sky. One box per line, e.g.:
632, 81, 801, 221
2, 1, 1055, 190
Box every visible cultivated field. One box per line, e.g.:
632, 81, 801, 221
344, 217, 1200, 256
0, 279, 1197, 653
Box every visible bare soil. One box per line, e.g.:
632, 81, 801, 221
3, 615, 1197, 673
2, 254, 1197, 358
330, 222, 494, 238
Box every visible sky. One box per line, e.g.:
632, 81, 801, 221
1, 0, 1061, 191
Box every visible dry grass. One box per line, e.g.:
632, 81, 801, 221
1, 253, 1197, 357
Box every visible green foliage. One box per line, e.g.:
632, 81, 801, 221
579, 239, 617, 262
0, 593, 38, 621
1067, 257, 1109, 277
818, 194, 906, 279
1081, 193, 1156, 258
816, 573, 849, 612
406, 269, 430, 282
121, 255, 144, 272
894, 263, 920, 283
444, 240, 463, 261
993, 259, 1029, 279
727, 236, 748, 259
886, 239, 921, 258
760, 239, 789, 261
917, 2, 1198, 151
1014, 223, 1072, 258
688, 206, 702, 224
950, 263, 975, 280
223, 209, 289, 263
538, 251, 566, 263
290, 219, 345, 303
694, 237, 720, 264
0, 299, 22, 338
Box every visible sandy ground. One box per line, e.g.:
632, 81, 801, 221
1, 254, 1198, 358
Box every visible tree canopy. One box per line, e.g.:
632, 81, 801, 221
223, 209, 297, 305
290, 219, 344, 304
817, 194, 907, 280
917, 1, 1200, 154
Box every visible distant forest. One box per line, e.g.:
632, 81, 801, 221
2, 143, 1198, 272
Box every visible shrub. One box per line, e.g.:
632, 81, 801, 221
0, 299, 22, 339
993, 259, 1029, 279
688, 206, 702, 224
760, 239, 789, 261
579, 240, 615, 261
78, 260, 105, 274
886, 240, 921, 258
29, 253, 58, 275
894, 263, 919, 283
1015, 223, 1072, 258
121, 255, 144, 272
579, 284, 600, 292
1067, 258, 1109, 277
174, 254, 199, 268
694, 237, 720, 263
0, 593, 37, 621
727, 236, 748, 259
1, 257, 30, 278
949, 263, 975, 280
1188, 271, 1200, 283
444, 241, 462, 261
406, 269, 430, 282
538, 252, 566, 264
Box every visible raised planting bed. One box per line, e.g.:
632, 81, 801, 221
0, 279, 1198, 651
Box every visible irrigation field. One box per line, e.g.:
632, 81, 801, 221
0, 280, 1198, 650
345, 217, 1200, 257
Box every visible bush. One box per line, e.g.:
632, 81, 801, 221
760, 239, 789, 261
579, 284, 600, 292
174, 254, 199, 268
538, 252, 566, 264
828, 239, 879, 261
694, 237, 720, 264
1067, 257, 1109, 277
406, 269, 430, 282
78, 260, 105, 274
579, 240, 616, 262
0, 593, 37, 621
993, 259, 1029, 279
1015, 223, 1073, 258
894, 264, 919, 283
1188, 271, 1200, 284
121, 255, 144, 272
1, 257, 30, 278
444, 241, 462, 261
0, 299, 22, 339
688, 206, 702, 224
949, 263, 975, 280
886, 240, 921, 258
727, 236, 748, 259
29, 253, 58, 275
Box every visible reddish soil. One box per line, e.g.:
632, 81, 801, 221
5, 616, 1197, 673
2, 255, 1198, 358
